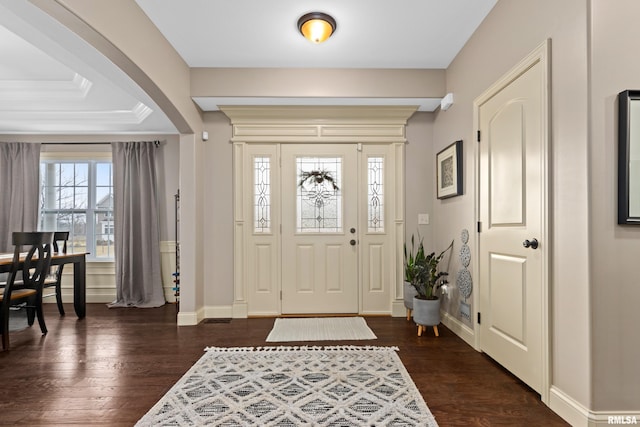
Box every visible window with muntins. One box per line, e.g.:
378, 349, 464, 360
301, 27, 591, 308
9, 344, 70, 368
39, 160, 114, 260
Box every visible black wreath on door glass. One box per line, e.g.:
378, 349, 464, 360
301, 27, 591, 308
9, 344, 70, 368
298, 170, 340, 191
298, 170, 339, 209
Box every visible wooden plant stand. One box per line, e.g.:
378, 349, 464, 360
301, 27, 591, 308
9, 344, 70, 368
417, 324, 439, 337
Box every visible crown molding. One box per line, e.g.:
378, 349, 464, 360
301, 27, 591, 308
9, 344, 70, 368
0, 73, 92, 102
0, 102, 151, 124
220, 105, 418, 143
220, 105, 418, 124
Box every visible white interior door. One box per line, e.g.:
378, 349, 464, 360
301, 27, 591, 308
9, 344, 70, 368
477, 49, 547, 393
281, 144, 358, 314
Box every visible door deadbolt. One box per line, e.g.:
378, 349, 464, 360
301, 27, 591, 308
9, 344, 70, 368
350, 228, 356, 234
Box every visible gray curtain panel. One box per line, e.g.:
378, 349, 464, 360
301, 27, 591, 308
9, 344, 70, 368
109, 141, 165, 308
0, 142, 41, 252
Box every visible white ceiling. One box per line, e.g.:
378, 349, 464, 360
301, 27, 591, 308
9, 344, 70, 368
136, 0, 497, 69
0, 0, 496, 135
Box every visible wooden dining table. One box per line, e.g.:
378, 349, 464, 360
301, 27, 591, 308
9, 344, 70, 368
0, 252, 88, 318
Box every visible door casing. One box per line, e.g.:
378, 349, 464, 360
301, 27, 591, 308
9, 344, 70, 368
473, 40, 551, 403
223, 106, 416, 318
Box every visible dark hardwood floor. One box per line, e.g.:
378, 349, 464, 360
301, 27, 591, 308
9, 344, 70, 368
0, 304, 568, 426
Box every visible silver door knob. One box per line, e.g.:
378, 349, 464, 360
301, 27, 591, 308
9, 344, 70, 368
522, 238, 539, 249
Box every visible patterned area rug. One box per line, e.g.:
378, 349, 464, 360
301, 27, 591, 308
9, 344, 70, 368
266, 317, 377, 342
136, 346, 438, 427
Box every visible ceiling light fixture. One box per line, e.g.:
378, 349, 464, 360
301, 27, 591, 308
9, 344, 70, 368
297, 12, 337, 44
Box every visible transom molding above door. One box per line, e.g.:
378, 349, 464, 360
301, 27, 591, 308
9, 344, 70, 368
219, 105, 418, 143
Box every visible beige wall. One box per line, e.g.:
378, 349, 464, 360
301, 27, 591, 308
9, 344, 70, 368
433, 0, 592, 411
405, 113, 436, 260
589, 0, 640, 410
202, 112, 234, 307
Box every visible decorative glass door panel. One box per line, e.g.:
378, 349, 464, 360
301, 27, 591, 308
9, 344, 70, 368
296, 157, 342, 233
254, 156, 271, 233
281, 145, 358, 314
367, 156, 384, 232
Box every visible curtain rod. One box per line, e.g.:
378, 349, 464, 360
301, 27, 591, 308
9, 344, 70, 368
42, 142, 111, 145
42, 140, 161, 146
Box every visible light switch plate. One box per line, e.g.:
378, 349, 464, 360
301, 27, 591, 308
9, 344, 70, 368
418, 213, 429, 225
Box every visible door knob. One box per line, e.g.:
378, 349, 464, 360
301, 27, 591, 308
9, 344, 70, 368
350, 239, 356, 246
522, 238, 539, 249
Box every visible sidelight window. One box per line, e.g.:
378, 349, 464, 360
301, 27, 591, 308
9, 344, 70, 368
253, 156, 271, 233
368, 156, 384, 232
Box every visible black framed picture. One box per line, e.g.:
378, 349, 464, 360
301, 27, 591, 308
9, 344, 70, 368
618, 90, 640, 224
436, 140, 463, 199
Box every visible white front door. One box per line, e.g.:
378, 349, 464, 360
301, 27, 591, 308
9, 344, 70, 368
477, 44, 548, 394
280, 144, 359, 314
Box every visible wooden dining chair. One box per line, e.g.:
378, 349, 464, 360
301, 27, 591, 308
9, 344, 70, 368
0, 231, 53, 350
43, 231, 69, 316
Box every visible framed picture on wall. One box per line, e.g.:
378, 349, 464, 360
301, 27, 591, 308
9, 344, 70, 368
436, 140, 463, 199
618, 90, 640, 224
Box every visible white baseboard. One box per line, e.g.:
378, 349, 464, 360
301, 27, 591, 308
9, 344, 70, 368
588, 411, 640, 426
391, 300, 407, 317
232, 302, 248, 318
55, 288, 116, 304
182, 305, 235, 324
55, 287, 176, 304
85, 293, 115, 304
549, 386, 591, 426
177, 311, 197, 326
204, 305, 233, 318
441, 310, 476, 348
548, 386, 640, 427
177, 306, 205, 326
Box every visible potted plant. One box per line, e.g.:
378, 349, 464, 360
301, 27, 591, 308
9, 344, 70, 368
411, 239, 453, 337
403, 233, 423, 320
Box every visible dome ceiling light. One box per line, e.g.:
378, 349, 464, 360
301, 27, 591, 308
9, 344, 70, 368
297, 12, 337, 44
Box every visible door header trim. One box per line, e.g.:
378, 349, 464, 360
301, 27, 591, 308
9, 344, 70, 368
219, 105, 418, 143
